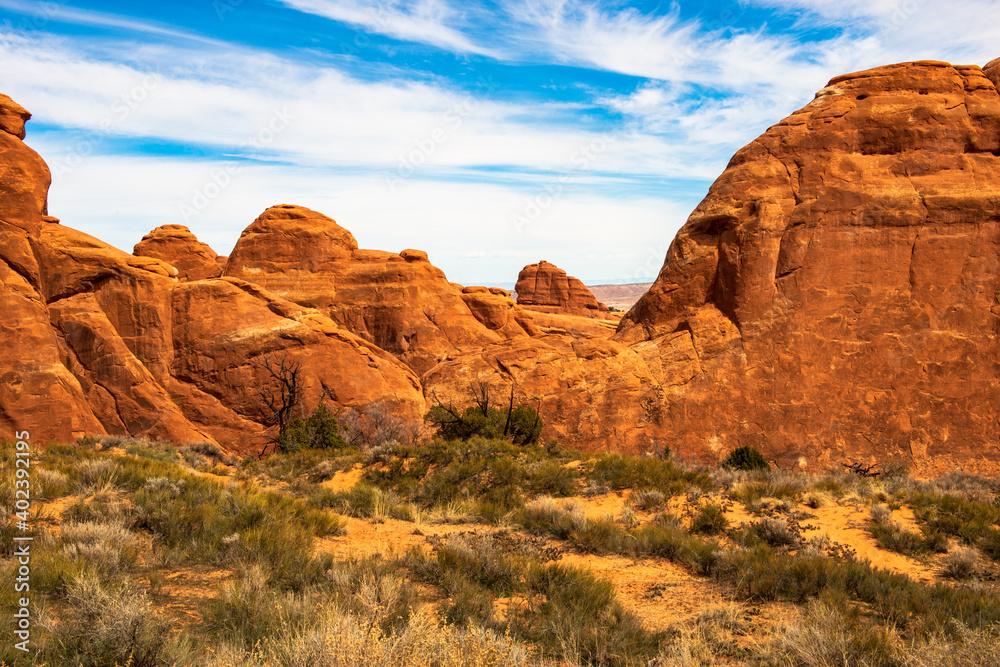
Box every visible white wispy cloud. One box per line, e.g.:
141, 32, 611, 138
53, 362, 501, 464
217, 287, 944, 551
0, 30, 724, 182
276, 0, 496, 56
0, 0, 226, 46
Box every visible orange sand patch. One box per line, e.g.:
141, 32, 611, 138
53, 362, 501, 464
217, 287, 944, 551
321, 464, 365, 493
149, 566, 234, 625
570, 492, 630, 521
314, 516, 491, 561
800, 504, 936, 582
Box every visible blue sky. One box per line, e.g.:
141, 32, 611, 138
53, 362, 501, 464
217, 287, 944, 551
2, 0, 998, 285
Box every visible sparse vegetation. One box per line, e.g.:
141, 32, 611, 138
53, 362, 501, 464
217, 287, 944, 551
3, 431, 1000, 667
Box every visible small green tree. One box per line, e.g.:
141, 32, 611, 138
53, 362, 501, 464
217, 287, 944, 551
721, 445, 770, 471
425, 380, 543, 446
278, 403, 348, 452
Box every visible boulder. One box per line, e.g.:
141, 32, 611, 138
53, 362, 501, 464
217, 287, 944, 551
133, 224, 224, 281
515, 260, 610, 317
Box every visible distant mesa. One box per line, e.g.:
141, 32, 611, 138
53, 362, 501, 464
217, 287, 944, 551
514, 260, 610, 318
134, 224, 223, 281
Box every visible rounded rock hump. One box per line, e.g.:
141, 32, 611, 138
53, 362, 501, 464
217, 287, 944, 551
133, 224, 223, 281
984, 57, 1000, 91
229, 204, 358, 270
226, 204, 532, 374
514, 260, 609, 317
0, 94, 31, 140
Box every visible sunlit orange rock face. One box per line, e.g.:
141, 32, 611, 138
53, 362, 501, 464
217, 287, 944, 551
133, 224, 224, 281
515, 260, 610, 318
613, 60, 1000, 472
5, 57, 1000, 473
224, 205, 533, 376
0, 100, 424, 452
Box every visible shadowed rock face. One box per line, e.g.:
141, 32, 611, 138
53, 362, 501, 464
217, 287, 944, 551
614, 60, 1000, 472
133, 225, 224, 281
514, 260, 609, 317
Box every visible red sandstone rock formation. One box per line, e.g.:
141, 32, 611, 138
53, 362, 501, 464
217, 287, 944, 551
611, 59, 1000, 470
514, 260, 609, 317
425, 59, 1000, 474
0, 99, 425, 452
133, 224, 223, 281
7, 56, 1000, 473
225, 205, 532, 375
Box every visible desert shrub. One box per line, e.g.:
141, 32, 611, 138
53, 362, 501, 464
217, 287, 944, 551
59, 520, 141, 579
519, 497, 588, 539
802, 490, 832, 508
910, 491, 1000, 562
315, 482, 409, 522
629, 489, 666, 510
775, 599, 905, 667
524, 459, 580, 497
714, 543, 1000, 633
73, 458, 118, 492
689, 502, 729, 535
244, 448, 361, 483
279, 403, 349, 452
734, 517, 798, 548
206, 565, 317, 647
327, 555, 419, 632
363, 436, 550, 516
62, 491, 133, 524
910, 623, 1000, 666
34, 467, 70, 499
721, 446, 770, 471
202, 609, 538, 667
441, 572, 495, 626
133, 472, 344, 580
942, 546, 981, 580
870, 503, 892, 524
38, 575, 172, 667
407, 531, 666, 665
426, 403, 543, 446
586, 453, 711, 495
523, 563, 666, 665
341, 401, 420, 450
870, 520, 928, 557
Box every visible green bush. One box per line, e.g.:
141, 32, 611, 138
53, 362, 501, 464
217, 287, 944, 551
721, 446, 770, 471
425, 403, 543, 446
278, 403, 349, 452
689, 503, 729, 535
